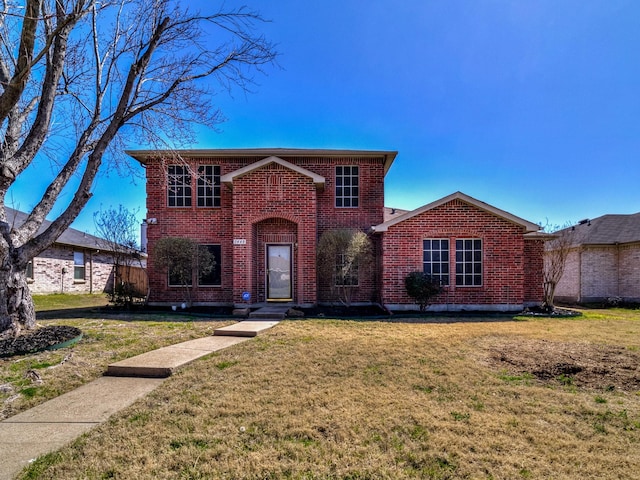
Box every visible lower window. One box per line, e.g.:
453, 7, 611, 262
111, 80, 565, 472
423, 239, 449, 285
455, 239, 482, 286
336, 253, 358, 286
198, 244, 222, 286
74, 251, 85, 281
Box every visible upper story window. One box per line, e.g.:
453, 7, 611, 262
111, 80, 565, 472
335, 165, 359, 208
423, 239, 449, 286
197, 165, 221, 207
455, 239, 482, 286
168, 165, 192, 207
74, 251, 86, 281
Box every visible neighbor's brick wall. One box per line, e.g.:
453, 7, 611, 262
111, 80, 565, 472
556, 243, 640, 303
144, 154, 386, 305
581, 246, 619, 300
554, 248, 581, 303
28, 246, 114, 295
380, 199, 530, 308
619, 243, 640, 301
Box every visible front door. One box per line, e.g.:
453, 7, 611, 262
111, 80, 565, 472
266, 244, 292, 301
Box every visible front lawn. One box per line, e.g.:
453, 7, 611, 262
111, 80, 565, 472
15, 308, 640, 479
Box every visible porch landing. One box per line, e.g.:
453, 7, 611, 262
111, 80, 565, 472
247, 304, 291, 320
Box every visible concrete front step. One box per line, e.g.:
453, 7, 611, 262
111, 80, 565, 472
248, 305, 290, 320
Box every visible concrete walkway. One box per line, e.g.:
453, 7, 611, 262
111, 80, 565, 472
0, 320, 279, 480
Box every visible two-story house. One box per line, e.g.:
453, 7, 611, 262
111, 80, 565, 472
128, 148, 545, 311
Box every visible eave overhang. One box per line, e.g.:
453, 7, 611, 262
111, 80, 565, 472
125, 148, 398, 175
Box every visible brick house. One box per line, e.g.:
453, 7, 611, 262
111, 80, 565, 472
8, 208, 145, 296
552, 213, 640, 304
129, 148, 545, 311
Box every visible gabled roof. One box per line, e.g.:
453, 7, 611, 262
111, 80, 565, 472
220, 156, 325, 187
5, 208, 134, 253
559, 212, 640, 246
125, 148, 398, 176
373, 192, 541, 233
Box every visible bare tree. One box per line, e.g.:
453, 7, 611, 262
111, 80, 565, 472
93, 204, 143, 307
317, 228, 374, 308
543, 222, 575, 312
0, 0, 277, 335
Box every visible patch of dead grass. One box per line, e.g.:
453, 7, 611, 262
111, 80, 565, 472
18, 312, 640, 479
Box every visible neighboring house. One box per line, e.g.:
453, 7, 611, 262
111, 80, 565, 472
552, 213, 640, 304
129, 148, 545, 311
7, 208, 143, 295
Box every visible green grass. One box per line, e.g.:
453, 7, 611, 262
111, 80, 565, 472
32, 293, 109, 312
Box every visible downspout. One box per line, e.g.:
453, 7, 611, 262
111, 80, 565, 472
615, 243, 620, 297
89, 251, 94, 294
578, 247, 583, 303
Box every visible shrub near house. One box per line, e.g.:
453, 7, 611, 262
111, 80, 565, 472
129, 148, 545, 311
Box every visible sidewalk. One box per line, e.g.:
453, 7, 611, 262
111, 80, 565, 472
0, 320, 279, 480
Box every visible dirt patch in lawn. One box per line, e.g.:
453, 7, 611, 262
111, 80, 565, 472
479, 336, 640, 391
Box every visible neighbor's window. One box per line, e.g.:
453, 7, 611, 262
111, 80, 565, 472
168, 165, 192, 207
423, 239, 449, 286
335, 253, 359, 286
197, 165, 221, 207
198, 244, 222, 286
26, 260, 34, 280
455, 239, 482, 286
335, 165, 359, 208
74, 251, 85, 281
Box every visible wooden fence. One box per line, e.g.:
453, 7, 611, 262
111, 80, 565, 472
116, 265, 148, 299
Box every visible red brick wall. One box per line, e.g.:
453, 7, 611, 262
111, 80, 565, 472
380, 199, 531, 310
144, 154, 386, 305
523, 238, 544, 304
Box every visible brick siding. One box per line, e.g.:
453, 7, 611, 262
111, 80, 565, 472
144, 155, 385, 306
28, 245, 114, 295
380, 199, 534, 311
555, 243, 640, 303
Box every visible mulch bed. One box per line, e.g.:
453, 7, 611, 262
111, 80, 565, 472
0, 326, 82, 358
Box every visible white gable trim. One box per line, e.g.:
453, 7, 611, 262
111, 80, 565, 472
220, 156, 325, 187
373, 191, 541, 233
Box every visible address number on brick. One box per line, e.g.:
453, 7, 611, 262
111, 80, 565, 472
233, 239, 247, 245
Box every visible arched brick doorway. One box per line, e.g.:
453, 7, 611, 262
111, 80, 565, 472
254, 218, 298, 302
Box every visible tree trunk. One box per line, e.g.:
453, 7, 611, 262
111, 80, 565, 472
0, 265, 36, 337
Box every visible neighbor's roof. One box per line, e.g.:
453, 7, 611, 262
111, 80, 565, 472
5, 208, 130, 252
383, 206, 409, 222
373, 191, 541, 233
125, 148, 398, 176
559, 212, 640, 246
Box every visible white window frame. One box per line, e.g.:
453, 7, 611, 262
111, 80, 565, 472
455, 238, 482, 286
74, 251, 86, 282
168, 165, 192, 207
423, 239, 450, 286
197, 165, 221, 207
335, 165, 359, 208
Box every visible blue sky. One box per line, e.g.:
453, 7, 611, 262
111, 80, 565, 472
9, 0, 640, 239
